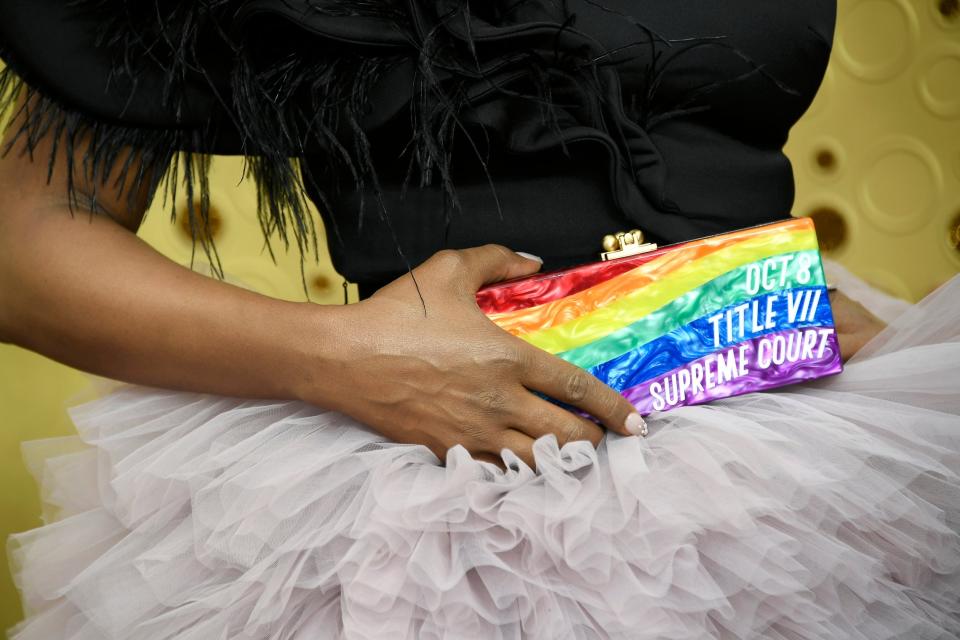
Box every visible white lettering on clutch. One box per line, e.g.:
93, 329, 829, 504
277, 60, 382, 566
649, 344, 750, 411
708, 288, 822, 348
648, 328, 835, 411
744, 253, 814, 296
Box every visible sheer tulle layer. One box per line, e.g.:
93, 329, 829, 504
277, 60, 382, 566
8, 276, 960, 639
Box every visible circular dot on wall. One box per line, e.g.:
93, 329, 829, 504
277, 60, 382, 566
815, 149, 837, 172
311, 274, 333, 294
933, 0, 960, 28
915, 46, 960, 119
808, 206, 849, 253
786, 0, 960, 300
836, 0, 919, 82
177, 200, 225, 242
307, 271, 355, 304
858, 136, 943, 235
808, 137, 845, 181
948, 210, 960, 267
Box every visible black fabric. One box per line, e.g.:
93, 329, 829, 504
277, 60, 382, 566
0, 0, 836, 294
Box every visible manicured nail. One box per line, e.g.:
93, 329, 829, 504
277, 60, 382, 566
515, 251, 543, 263
625, 413, 648, 437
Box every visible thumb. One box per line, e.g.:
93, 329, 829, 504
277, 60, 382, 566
460, 244, 543, 290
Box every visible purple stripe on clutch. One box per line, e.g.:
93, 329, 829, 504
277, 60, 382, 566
623, 327, 842, 414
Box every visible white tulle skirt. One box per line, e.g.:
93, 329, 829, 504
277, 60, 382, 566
7, 266, 960, 639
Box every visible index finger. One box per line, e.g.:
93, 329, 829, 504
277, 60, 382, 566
519, 344, 647, 438
456, 245, 543, 291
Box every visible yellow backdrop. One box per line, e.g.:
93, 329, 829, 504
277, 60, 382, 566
2, 0, 959, 628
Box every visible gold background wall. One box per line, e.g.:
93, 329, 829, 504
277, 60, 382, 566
2, 0, 959, 627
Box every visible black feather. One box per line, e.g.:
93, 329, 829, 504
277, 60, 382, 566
1, 0, 802, 289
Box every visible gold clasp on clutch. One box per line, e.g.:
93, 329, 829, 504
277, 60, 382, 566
601, 229, 658, 261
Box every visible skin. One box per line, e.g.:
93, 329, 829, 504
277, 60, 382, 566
829, 289, 887, 359
0, 108, 644, 470
0, 108, 885, 468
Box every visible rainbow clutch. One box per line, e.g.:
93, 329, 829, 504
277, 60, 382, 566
476, 218, 842, 414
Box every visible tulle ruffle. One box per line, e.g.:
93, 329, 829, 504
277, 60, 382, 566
8, 275, 960, 639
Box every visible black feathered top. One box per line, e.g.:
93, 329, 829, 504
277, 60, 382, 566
0, 0, 835, 293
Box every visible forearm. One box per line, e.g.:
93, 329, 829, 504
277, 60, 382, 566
0, 205, 339, 401
0, 115, 643, 467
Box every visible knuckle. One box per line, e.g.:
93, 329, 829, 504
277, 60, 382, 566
599, 387, 625, 420
476, 388, 509, 415
488, 244, 513, 261
432, 249, 466, 275
563, 370, 590, 403
461, 421, 493, 448
561, 419, 583, 444
484, 342, 525, 372
511, 343, 533, 369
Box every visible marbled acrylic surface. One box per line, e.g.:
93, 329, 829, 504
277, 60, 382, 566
478, 218, 842, 414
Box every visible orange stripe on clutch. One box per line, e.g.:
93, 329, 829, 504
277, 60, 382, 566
488, 218, 813, 336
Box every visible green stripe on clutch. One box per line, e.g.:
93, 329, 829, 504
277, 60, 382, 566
551, 250, 825, 368
522, 235, 821, 354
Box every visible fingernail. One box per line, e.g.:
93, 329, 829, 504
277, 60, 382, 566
515, 251, 543, 264
625, 413, 648, 437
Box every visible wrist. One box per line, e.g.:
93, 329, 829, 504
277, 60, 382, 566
281, 300, 363, 410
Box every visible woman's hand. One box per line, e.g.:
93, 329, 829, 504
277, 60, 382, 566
302, 245, 646, 469
829, 289, 887, 361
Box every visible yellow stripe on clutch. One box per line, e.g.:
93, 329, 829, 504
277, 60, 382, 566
515, 229, 818, 354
